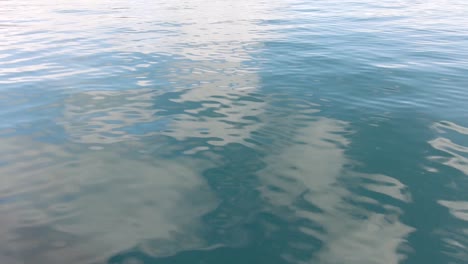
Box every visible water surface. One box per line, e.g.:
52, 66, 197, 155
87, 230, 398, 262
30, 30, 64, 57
1, 0, 468, 263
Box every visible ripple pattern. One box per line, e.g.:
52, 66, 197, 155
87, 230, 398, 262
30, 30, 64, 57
1, 0, 468, 264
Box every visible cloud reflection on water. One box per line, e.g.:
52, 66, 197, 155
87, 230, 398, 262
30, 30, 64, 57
0, 136, 218, 264
431, 120, 468, 262
259, 118, 413, 264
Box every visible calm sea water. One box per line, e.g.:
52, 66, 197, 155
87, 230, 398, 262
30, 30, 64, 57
1, 0, 468, 263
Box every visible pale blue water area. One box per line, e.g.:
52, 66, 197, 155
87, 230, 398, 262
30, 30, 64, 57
1, 1, 468, 263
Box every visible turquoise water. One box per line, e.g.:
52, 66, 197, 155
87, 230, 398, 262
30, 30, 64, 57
1, 0, 468, 263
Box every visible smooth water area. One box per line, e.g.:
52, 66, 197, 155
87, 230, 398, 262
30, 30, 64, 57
1, 1, 468, 263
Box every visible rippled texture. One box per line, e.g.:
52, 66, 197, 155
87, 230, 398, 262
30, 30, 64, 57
1, 0, 468, 263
